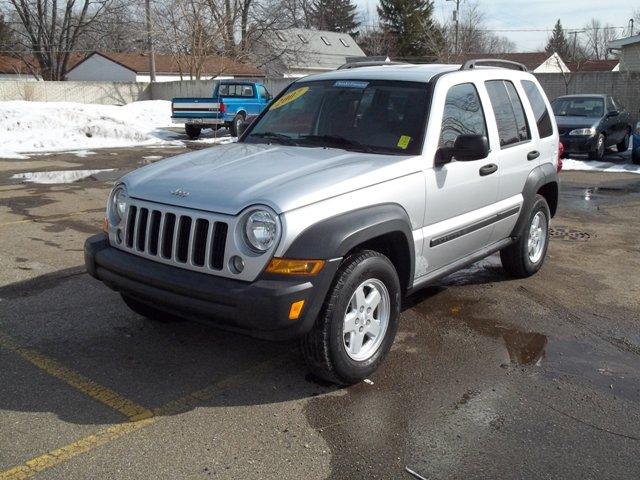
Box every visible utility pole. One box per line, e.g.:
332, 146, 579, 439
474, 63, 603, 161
446, 0, 461, 55
145, 0, 156, 82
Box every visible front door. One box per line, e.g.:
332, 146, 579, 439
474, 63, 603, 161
421, 81, 500, 274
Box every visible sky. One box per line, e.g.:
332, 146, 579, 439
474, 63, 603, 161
356, 0, 639, 52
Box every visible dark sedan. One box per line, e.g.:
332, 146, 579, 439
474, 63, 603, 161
552, 94, 632, 160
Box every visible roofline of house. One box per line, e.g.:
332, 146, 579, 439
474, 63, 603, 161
608, 34, 640, 49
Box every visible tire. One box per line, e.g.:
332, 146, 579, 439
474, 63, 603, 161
230, 113, 245, 137
185, 124, 201, 140
588, 133, 605, 160
633, 147, 640, 165
617, 132, 630, 152
121, 294, 183, 323
300, 250, 401, 385
500, 195, 551, 278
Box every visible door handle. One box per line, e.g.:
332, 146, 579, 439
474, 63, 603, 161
479, 164, 498, 176
527, 150, 540, 161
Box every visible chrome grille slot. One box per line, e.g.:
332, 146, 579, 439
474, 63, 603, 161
117, 199, 230, 276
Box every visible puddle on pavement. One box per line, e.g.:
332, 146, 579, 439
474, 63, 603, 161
562, 179, 640, 211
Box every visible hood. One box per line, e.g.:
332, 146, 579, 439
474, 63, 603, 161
555, 115, 600, 130
122, 143, 421, 215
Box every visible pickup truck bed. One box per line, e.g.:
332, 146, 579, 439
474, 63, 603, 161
171, 81, 272, 139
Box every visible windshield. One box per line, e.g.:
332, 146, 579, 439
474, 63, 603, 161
552, 97, 604, 117
243, 80, 430, 155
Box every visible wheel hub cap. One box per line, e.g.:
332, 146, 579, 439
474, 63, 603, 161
527, 211, 548, 264
342, 279, 390, 361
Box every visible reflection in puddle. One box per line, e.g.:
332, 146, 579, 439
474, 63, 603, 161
11, 169, 115, 184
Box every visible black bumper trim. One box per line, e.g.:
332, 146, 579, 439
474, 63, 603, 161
84, 234, 339, 340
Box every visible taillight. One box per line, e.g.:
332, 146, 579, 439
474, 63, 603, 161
557, 142, 564, 172
219, 102, 226, 113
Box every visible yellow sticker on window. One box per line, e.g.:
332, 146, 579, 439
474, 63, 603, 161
270, 87, 309, 110
397, 135, 412, 149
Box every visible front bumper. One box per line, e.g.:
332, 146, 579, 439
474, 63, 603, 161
560, 135, 598, 154
84, 234, 340, 340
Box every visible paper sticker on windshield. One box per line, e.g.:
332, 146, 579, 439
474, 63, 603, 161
333, 80, 369, 89
397, 135, 412, 149
270, 87, 309, 110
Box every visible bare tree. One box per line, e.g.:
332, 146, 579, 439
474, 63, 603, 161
582, 18, 620, 60
5, 0, 114, 80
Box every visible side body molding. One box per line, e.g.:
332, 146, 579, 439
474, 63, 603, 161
284, 203, 415, 286
510, 162, 559, 238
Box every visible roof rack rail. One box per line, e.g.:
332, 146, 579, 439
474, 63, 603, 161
460, 59, 528, 72
337, 60, 409, 70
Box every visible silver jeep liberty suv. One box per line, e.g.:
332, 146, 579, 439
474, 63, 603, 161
85, 59, 560, 385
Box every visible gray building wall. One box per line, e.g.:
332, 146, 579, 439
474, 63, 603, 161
66, 55, 136, 82
534, 72, 640, 120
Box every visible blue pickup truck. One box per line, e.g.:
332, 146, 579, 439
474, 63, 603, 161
171, 80, 272, 139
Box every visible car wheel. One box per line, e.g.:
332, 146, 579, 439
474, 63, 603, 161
500, 195, 551, 278
230, 113, 245, 137
121, 294, 184, 323
617, 132, 630, 152
633, 148, 640, 165
185, 124, 201, 140
300, 250, 401, 385
588, 133, 605, 160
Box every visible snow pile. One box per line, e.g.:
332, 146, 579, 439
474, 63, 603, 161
12, 169, 115, 184
0, 100, 178, 156
562, 158, 640, 175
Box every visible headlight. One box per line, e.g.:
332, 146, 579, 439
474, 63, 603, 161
569, 127, 596, 136
108, 185, 128, 225
243, 209, 278, 252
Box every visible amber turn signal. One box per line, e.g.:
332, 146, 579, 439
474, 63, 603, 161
265, 258, 325, 276
102, 217, 109, 233
289, 300, 305, 320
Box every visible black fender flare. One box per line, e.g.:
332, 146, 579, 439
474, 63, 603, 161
284, 203, 415, 287
510, 162, 558, 238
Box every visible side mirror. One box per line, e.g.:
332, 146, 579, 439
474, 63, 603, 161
607, 110, 619, 117
435, 134, 489, 165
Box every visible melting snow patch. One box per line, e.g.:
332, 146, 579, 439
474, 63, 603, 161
12, 169, 115, 184
142, 155, 163, 160
0, 100, 179, 157
563, 159, 640, 175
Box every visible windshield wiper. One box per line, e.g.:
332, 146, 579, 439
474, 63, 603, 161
249, 132, 298, 145
299, 134, 375, 153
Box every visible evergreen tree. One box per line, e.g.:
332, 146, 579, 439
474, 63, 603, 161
377, 0, 440, 59
545, 19, 572, 59
308, 0, 359, 35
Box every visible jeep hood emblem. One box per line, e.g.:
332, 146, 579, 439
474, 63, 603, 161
171, 188, 190, 198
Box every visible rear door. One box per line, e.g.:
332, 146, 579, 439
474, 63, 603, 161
484, 78, 540, 243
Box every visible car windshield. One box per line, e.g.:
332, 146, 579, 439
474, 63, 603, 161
552, 97, 604, 117
243, 79, 430, 155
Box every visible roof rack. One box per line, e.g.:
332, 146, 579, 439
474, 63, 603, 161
460, 59, 528, 72
337, 60, 409, 70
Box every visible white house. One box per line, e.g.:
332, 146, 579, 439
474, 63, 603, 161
260, 28, 366, 78
455, 52, 570, 73
66, 52, 263, 82
608, 34, 640, 72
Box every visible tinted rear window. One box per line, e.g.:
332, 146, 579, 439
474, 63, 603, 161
218, 84, 254, 97
521, 80, 553, 138
485, 80, 531, 147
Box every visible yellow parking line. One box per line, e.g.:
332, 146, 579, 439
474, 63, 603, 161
0, 330, 284, 480
0, 332, 152, 422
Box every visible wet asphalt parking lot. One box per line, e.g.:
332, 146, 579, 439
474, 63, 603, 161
0, 139, 639, 479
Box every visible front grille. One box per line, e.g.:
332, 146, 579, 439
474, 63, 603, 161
121, 200, 228, 272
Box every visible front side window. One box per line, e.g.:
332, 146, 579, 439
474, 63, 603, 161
438, 83, 487, 148
485, 80, 531, 147
244, 80, 430, 155
521, 80, 553, 139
